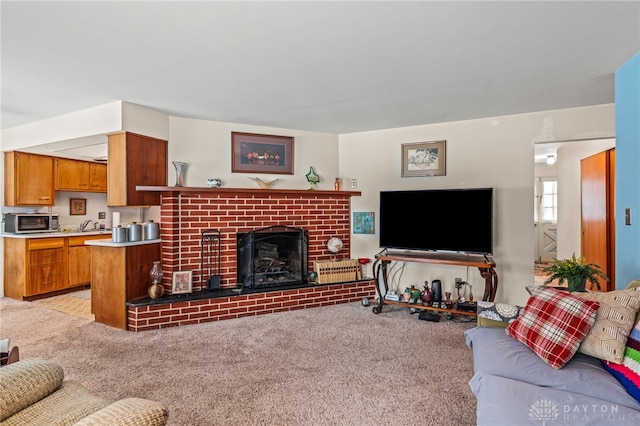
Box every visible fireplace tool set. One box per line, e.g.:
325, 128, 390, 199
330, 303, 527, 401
200, 229, 221, 292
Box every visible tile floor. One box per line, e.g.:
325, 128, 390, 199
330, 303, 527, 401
32, 290, 93, 320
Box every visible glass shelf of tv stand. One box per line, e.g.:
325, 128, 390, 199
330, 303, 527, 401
375, 298, 477, 317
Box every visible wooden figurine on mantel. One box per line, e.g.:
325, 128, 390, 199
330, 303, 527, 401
248, 177, 279, 189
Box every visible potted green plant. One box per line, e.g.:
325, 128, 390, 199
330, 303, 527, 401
542, 254, 609, 292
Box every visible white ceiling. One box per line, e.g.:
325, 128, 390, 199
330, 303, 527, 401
1, 1, 639, 163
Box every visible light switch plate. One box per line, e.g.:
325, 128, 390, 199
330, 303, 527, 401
625, 208, 631, 225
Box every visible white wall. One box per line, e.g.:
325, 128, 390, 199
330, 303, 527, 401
1, 102, 124, 150
168, 117, 339, 190
534, 162, 556, 179
340, 105, 615, 306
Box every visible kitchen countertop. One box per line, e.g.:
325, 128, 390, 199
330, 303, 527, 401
1, 230, 160, 246
0, 230, 113, 239
86, 239, 160, 247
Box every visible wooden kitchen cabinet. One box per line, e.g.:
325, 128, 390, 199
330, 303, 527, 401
108, 131, 167, 206
29, 240, 67, 295
68, 234, 109, 287
89, 162, 107, 192
55, 158, 107, 192
91, 242, 161, 329
4, 237, 68, 299
3, 234, 111, 300
4, 151, 54, 206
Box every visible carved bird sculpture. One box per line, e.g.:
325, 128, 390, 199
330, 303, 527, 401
248, 177, 280, 189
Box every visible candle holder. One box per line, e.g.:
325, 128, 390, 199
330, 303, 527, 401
148, 261, 164, 299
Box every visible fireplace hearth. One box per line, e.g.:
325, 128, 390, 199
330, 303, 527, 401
237, 226, 309, 289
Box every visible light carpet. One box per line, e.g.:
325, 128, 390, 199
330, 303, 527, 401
1, 297, 477, 425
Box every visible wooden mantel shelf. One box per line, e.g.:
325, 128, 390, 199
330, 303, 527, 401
136, 186, 361, 197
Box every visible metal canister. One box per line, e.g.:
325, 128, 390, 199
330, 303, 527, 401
112, 226, 127, 243
127, 222, 143, 242
143, 220, 160, 240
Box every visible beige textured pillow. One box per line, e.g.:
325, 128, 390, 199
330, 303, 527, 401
574, 288, 640, 363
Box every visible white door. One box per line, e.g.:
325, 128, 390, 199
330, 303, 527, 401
535, 178, 558, 262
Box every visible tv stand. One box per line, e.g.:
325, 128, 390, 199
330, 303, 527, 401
371, 250, 498, 315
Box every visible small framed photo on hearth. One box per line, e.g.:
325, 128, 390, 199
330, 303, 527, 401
172, 271, 192, 294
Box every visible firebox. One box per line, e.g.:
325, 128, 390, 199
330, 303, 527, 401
237, 226, 309, 288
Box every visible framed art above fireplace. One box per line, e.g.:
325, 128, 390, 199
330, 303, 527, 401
231, 132, 294, 174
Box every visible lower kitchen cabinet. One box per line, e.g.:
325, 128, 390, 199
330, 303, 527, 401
3, 234, 110, 300
68, 235, 109, 287
90, 242, 161, 329
27, 239, 67, 296
4, 237, 68, 299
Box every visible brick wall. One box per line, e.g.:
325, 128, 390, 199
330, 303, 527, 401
158, 189, 358, 292
125, 188, 374, 331
128, 281, 375, 331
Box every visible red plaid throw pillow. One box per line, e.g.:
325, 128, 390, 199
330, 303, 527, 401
506, 287, 600, 369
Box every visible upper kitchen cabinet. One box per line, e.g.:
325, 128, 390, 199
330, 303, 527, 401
89, 162, 108, 192
54, 158, 107, 192
4, 151, 54, 206
107, 131, 168, 206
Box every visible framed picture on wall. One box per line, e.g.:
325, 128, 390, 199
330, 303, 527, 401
70, 198, 87, 215
353, 212, 375, 234
172, 271, 193, 294
401, 140, 446, 177
231, 132, 294, 174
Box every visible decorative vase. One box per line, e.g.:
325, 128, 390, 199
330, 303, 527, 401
420, 282, 433, 305
306, 166, 320, 190
172, 162, 188, 187
207, 178, 222, 188
148, 261, 164, 299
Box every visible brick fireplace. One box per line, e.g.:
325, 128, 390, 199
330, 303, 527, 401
126, 187, 375, 331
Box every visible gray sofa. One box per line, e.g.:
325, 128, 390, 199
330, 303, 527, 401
465, 326, 640, 425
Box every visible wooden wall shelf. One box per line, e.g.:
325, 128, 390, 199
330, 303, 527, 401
136, 186, 361, 197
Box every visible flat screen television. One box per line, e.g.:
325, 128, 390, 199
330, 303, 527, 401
379, 188, 493, 254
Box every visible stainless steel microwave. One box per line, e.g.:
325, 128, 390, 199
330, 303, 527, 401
4, 213, 59, 234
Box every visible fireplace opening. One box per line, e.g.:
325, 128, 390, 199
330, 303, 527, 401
237, 226, 309, 288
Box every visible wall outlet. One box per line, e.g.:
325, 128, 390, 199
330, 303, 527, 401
98, 212, 106, 219
351, 179, 357, 189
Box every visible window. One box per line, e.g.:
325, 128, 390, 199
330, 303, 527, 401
540, 180, 557, 223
